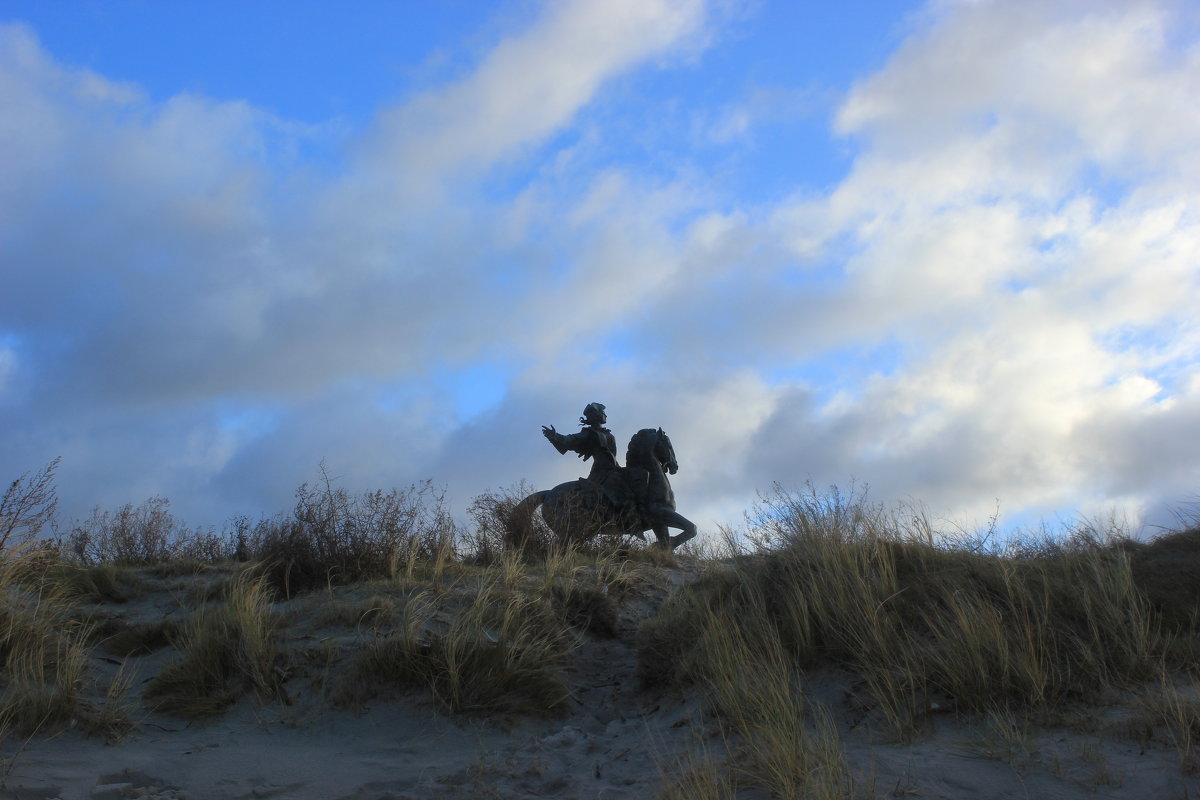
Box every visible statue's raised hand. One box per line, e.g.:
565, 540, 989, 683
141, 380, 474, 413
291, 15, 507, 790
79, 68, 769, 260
542, 425, 557, 440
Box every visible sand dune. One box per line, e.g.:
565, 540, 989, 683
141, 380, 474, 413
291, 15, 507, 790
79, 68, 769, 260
2, 557, 1196, 800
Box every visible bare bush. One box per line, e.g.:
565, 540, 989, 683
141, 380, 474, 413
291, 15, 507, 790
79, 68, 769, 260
464, 482, 555, 563
173, 527, 238, 564
464, 482, 636, 563
66, 497, 187, 565
0, 457, 60, 551
248, 469, 454, 598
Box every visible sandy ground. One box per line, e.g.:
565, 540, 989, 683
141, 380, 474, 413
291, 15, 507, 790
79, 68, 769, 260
2, 561, 1196, 800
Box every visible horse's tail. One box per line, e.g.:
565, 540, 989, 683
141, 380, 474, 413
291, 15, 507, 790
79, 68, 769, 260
507, 491, 548, 549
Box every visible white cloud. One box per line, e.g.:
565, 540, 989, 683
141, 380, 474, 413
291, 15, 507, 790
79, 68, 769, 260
734, 0, 1200, 528
2, 0, 1198, 538
361, 0, 707, 190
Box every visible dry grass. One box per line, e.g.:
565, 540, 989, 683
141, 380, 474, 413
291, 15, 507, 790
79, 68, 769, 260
23, 560, 143, 604
337, 574, 577, 715
248, 475, 457, 598
657, 752, 736, 800
640, 485, 1196, 744
0, 548, 132, 739
315, 593, 403, 630
100, 618, 180, 657
959, 709, 1040, 768
331, 542, 657, 716
1134, 670, 1200, 774
144, 572, 284, 718
691, 603, 851, 797
7, 461, 1199, 798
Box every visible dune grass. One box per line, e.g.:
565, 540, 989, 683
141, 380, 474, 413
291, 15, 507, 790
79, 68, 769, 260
329, 538, 669, 716
23, 560, 143, 604
657, 752, 736, 800
5, 470, 667, 730
0, 548, 133, 740
1133, 670, 1200, 774
6, 460, 1199, 800
144, 572, 284, 718
0, 600, 90, 735
336, 574, 577, 715
639, 485, 1197, 744
315, 593, 403, 630
100, 618, 180, 657
697, 604, 850, 798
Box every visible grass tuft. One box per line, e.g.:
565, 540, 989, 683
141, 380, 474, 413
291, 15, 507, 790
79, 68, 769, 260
101, 618, 180, 657
694, 604, 850, 797
338, 575, 576, 715
657, 752, 736, 800
1134, 670, 1200, 774
27, 561, 142, 604
144, 573, 284, 718
0, 549, 121, 737
639, 484, 1195, 743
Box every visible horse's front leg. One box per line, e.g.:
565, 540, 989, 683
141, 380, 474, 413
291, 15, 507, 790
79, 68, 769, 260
659, 509, 696, 549
651, 524, 671, 548
646, 508, 695, 549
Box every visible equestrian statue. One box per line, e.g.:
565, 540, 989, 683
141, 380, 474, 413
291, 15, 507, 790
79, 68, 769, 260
511, 403, 697, 549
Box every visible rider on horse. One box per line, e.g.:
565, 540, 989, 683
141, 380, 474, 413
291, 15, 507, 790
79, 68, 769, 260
521, 405, 696, 549
542, 403, 639, 513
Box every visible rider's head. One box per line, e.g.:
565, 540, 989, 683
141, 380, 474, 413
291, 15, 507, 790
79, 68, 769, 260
580, 402, 607, 427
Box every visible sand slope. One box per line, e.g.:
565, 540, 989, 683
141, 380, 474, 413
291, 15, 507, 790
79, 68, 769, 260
2, 561, 1196, 799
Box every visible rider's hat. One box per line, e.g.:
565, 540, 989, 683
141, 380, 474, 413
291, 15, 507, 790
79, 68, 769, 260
581, 402, 606, 425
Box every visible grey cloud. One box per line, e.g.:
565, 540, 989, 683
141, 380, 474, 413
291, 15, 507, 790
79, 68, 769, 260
3, 0, 1200, 539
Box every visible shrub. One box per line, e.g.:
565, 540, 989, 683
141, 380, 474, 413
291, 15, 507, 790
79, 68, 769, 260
0, 458, 60, 552
248, 472, 454, 598
464, 482, 556, 564
66, 497, 186, 565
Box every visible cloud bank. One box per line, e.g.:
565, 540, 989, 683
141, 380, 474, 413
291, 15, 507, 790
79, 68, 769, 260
1, 0, 1198, 535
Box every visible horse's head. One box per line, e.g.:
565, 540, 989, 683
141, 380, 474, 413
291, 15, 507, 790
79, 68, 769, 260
653, 427, 679, 475
626, 427, 679, 475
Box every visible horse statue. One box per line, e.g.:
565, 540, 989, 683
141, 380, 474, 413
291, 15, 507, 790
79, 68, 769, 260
512, 427, 697, 549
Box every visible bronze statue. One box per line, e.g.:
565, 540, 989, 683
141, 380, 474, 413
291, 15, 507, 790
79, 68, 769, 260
516, 403, 697, 549
541, 402, 629, 509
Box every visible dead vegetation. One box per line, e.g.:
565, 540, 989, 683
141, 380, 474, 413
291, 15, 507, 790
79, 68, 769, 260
2, 464, 1198, 797
637, 484, 1200, 794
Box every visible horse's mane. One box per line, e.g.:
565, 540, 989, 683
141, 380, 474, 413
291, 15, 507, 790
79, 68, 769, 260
625, 428, 661, 468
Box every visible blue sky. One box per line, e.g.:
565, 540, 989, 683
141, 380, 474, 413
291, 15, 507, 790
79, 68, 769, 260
2, 0, 1199, 537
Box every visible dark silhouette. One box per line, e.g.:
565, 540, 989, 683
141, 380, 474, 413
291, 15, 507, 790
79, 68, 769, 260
517, 404, 697, 549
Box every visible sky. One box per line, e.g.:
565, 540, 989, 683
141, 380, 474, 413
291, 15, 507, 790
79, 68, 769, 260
2, 0, 1199, 539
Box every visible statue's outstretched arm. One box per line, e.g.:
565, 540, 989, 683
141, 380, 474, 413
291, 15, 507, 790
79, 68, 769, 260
542, 425, 570, 455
